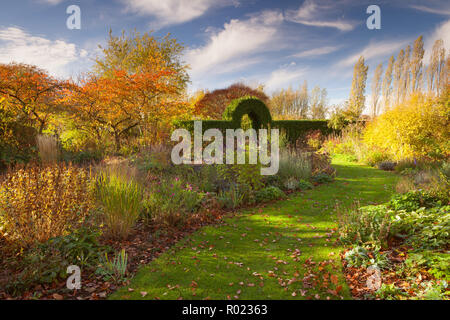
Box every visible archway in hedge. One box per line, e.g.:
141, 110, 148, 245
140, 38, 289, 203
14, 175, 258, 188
176, 96, 332, 144
222, 96, 272, 129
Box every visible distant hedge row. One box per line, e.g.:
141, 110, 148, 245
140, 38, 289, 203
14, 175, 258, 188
174, 96, 335, 144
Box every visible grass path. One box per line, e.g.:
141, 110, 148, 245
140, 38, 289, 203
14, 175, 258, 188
110, 155, 398, 300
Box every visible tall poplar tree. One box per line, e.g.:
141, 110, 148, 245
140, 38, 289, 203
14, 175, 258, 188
348, 56, 369, 119
371, 63, 383, 118
427, 39, 446, 96
410, 35, 425, 92
382, 55, 394, 112
393, 49, 405, 105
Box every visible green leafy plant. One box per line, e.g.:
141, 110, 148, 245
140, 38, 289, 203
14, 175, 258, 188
391, 205, 450, 250
297, 179, 313, 190
217, 184, 245, 210
375, 283, 406, 300
337, 204, 392, 248
389, 190, 443, 212
143, 177, 204, 227
344, 245, 391, 269
311, 172, 333, 184
97, 249, 128, 283
283, 177, 299, 191
414, 281, 448, 300
254, 186, 285, 203
405, 252, 450, 281
4, 227, 106, 294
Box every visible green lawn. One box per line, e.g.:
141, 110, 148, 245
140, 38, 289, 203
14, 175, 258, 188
109, 155, 398, 300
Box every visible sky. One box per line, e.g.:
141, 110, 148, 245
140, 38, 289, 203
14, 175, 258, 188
0, 0, 449, 106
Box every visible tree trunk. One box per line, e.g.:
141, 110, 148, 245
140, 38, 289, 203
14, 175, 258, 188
114, 132, 121, 152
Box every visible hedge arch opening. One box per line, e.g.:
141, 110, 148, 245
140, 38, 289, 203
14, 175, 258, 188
222, 96, 272, 129
175, 96, 334, 144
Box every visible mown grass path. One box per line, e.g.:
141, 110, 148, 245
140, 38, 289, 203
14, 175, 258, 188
110, 155, 398, 300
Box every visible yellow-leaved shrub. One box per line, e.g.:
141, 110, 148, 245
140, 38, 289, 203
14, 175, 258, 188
0, 164, 93, 249
364, 93, 449, 160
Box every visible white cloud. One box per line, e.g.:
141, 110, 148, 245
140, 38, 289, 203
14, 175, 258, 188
38, 0, 65, 5
410, 5, 450, 16
265, 64, 307, 92
424, 19, 450, 63
122, 0, 237, 28
292, 46, 340, 58
286, 0, 356, 31
185, 10, 284, 79
0, 27, 88, 78
336, 40, 410, 68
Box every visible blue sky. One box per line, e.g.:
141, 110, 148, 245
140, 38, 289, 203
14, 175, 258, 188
0, 0, 449, 105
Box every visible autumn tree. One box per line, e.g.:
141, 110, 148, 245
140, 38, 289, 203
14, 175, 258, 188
95, 29, 189, 91
0, 63, 64, 133
400, 45, 411, 102
410, 35, 425, 93
382, 55, 394, 112
393, 49, 405, 105
427, 39, 447, 96
68, 63, 185, 151
347, 56, 369, 119
309, 86, 328, 119
370, 63, 383, 118
89, 30, 190, 146
194, 83, 269, 119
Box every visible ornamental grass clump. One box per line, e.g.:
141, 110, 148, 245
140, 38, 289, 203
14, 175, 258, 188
278, 149, 312, 183
0, 163, 93, 249
95, 167, 143, 240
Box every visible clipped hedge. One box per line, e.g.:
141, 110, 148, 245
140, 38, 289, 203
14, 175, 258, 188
223, 96, 272, 129
272, 120, 332, 144
174, 97, 335, 144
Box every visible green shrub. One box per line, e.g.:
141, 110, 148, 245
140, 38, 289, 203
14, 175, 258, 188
283, 177, 299, 191
297, 179, 313, 190
143, 177, 204, 227
96, 249, 128, 283
95, 169, 143, 239
344, 245, 391, 269
63, 150, 103, 165
4, 227, 106, 294
217, 184, 245, 210
337, 204, 392, 248
440, 162, 450, 181
375, 283, 406, 300
311, 172, 333, 184
391, 205, 449, 250
414, 281, 448, 300
217, 162, 265, 194
272, 120, 332, 145
254, 186, 285, 203
404, 252, 450, 282
389, 190, 443, 211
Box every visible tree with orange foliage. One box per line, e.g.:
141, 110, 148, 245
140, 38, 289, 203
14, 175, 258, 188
0, 63, 64, 133
68, 29, 191, 149
67, 65, 185, 151
194, 83, 269, 119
